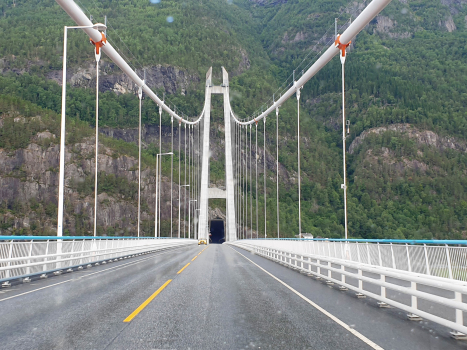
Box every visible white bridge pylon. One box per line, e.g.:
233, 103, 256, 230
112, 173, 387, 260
198, 67, 236, 242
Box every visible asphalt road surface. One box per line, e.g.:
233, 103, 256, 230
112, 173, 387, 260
0, 244, 465, 350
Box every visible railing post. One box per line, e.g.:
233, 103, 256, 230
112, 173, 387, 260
80, 240, 85, 265
381, 274, 386, 298
5, 241, 14, 279
455, 291, 463, 326
356, 242, 361, 263
358, 269, 363, 290
424, 244, 431, 275
410, 281, 418, 311
406, 243, 412, 272
366, 242, 371, 264
26, 240, 33, 275
377, 242, 382, 267
43, 240, 50, 271
341, 264, 346, 284
390, 242, 396, 269
445, 244, 453, 279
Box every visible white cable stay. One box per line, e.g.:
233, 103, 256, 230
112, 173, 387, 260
55, 0, 203, 126
230, 0, 392, 126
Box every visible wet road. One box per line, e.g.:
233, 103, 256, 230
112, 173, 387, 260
0, 244, 465, 349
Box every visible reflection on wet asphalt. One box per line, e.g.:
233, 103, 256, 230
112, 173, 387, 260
0, 244, 465, 350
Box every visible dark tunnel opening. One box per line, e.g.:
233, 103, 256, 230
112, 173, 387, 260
210, 220, 225, 244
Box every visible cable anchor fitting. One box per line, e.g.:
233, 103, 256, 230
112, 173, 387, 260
335, 35, 351, 64
90, 32, 107, 61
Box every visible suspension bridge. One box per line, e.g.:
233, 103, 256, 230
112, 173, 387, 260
1, 0, 467, 349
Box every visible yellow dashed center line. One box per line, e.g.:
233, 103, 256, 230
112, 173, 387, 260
177, 262, 191, 275
123, 279, 172, 322
123, 247, 205, 322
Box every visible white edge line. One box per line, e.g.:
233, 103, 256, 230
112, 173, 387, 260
0, 247, 195, 302
0, 279, 72, 302
228, 246, 385, 350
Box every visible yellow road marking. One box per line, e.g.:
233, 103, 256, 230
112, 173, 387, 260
123, 279, 172, 322
192, 256, 198, 261
177, 263, 190, 274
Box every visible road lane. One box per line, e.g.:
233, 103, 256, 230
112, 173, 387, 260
1, 243, 465, 350
0, 244, 201, 350
110, 244, 380, 350
228, 245, 467, 350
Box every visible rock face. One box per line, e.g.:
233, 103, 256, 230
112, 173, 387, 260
249, 0, 288, 6
48, 61, 200, 95
349, 123, 467, 155
0, 57, 199, 96
0, 134, 190, 236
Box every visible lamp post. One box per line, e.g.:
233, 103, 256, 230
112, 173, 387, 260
180, 184, 190, 238
189, 199, 197, 239
195, 208, 201, 240
155, 152, 173, 237
58, 23, 106, 238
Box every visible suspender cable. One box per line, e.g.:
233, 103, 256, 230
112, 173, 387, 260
178, 120, 181, 239
337, 36, 351, 240
245, 125, 247, 239
188, 125, 192, 238
93, 47, 101, 237
249, 125, 252, 238
296, 86, 302, 237
255, 122, 258, 238
236, 118, 240, 239
276, 108, 279, 239
158, 99, 162, 237
184, 123, 187, 238
155, 153, 159, 237
137, 85, 143, 237
264, 117, 267, 239
171, 116, 174, 237
239, 123, 242, 239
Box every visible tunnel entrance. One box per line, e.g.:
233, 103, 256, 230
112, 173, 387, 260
210, 219, 225, 244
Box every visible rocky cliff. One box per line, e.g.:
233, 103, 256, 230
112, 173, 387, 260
0, 112, 191, 236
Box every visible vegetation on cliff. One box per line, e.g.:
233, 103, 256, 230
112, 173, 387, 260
1, 0, 467, 239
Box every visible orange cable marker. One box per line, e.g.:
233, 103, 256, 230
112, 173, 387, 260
90, 32, 107, 55
334, 35, 351, 58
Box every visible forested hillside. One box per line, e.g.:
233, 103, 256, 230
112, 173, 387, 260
1, 0, 467, 239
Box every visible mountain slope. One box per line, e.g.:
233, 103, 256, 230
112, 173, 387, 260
1, 0, 467, 239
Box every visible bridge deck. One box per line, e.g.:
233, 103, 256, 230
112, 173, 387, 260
0, 245, 463, 349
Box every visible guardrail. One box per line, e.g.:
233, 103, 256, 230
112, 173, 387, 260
0, 236, 196, 283
235, 238, 467, 281
229, 239, 467, 337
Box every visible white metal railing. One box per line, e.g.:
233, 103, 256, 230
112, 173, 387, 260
233, 239, 467, 281
0, 237, 196, 281
229, 239, 467, 336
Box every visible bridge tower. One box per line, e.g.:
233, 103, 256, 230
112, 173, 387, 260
198, 67, 236, 243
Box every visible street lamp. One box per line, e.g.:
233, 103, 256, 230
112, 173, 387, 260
57, 23, 106, 238
195, 208, 201, 240
155, 152, 173, 237
180, 184, 190, 238
189, 199, 197, 239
